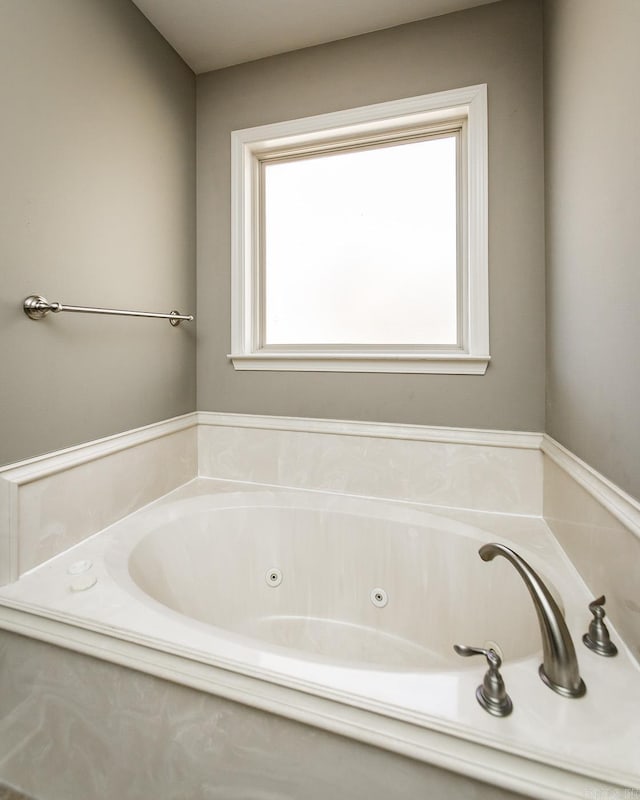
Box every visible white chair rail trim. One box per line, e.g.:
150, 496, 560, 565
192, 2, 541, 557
0, 413, 198, 485
196, 411, 543, 450
542, 435, 640, 541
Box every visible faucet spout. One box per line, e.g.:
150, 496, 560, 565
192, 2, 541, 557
479, 542, 586, 698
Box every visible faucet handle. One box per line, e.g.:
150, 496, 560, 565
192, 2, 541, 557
454, 643, 501, 667
583, 595, 618, 656
454, 644, 513, 717
588, 595, 607, 618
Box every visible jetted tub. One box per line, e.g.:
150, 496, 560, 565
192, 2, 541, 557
124, 501, 544, 671
2, 479, 640, 798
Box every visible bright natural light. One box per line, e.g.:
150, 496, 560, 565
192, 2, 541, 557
263, 135, 458, 346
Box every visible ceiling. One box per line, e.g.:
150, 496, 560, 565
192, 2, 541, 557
131, 0, 498, 74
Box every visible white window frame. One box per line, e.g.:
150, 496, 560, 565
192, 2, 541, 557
229, 84, 489, 374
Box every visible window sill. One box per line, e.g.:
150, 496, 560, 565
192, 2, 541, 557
228, 353, 490, 375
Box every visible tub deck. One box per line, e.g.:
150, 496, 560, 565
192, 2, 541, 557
0, 477, 639, 800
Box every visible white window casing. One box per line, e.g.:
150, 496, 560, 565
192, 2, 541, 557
229, 84, 489, 374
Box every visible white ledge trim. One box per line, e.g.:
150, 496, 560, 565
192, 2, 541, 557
0, 413, 198, 486
542, 435, 640, 540
197, 411, 543, 450
228, 353, 490, 375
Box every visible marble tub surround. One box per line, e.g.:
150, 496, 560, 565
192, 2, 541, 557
0, 785, 37, 800
1, 480, 639, 800
0, 411, 544, 588
1, 412, 639, 797
0, 632, 529, 800
197, 412, 544, 516
0, 415, 198, 584
543, 452, 640, 664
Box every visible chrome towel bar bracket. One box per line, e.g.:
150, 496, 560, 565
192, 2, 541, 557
23, 295, 194, 327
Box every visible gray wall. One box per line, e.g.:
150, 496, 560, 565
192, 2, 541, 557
11, 0, 635, 503
197, 0, 546, 432
544, 0, 640, 500
0, 0, 196, 467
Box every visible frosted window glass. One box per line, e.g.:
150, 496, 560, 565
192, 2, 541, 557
263, 136, 458, 346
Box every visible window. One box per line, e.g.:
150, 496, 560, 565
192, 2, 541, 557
230, 84, 489, 374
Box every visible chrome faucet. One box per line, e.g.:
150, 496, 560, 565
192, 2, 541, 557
479, 543, 586, 698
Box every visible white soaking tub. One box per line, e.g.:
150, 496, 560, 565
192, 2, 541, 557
1, 478, 639, 799
123, 502, 543, 672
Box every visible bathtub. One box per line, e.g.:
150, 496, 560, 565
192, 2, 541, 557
1, 478, 639, 798
124, 496, 544, 672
